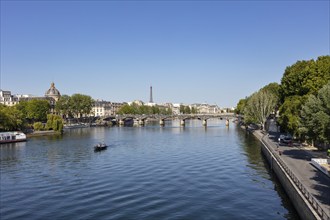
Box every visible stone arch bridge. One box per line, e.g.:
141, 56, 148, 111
100, 113, 236, 127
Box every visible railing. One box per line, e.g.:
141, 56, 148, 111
261, 136, 330, 220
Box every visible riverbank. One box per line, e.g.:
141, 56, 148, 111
247, 127, 330, 220
26, 130, 61, 137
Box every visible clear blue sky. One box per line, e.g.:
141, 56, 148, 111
1, 0, 329, 107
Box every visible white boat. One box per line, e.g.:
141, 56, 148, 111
0, 132, 27, 144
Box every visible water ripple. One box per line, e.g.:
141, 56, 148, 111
0, 125, 299, 220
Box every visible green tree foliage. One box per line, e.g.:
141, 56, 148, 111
280, 56, 330, 101
280, 60, 311, 99
261, 82, 280, 101
1, 99, 51, 131
24, 99, 50, 122
277, 96, 305, 136
0, 104, 24, 131
117, 104, 172, 115
235, 98, 247, 115
237, 83, 279, 117
45, 114, 64, 132
180, 105, 194, 114
69, 94, 93, 118
15, 101, 28, 119
117, 104, 136, 114
237, 55, 329, 144
33, 122, 44, 131
184, 106, 191, 114
55, 94, 94, 119
244, 89, 277, 129
300, 82, 330, 145
55, 95, 71, 117
180, 105, 185, 114
278, 56, 330, 135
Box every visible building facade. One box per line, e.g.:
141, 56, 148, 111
0, 90, 19, 106
92, 100, 125, 117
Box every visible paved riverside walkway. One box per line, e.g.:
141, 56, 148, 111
253, 129, 330, 219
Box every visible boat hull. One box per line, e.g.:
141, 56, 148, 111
0, 139, 26, 144
0, 132, 27, 144
94, 146, 107, 152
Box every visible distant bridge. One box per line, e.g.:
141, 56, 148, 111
100, 113, 236, 127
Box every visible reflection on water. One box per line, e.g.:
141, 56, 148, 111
0, 120, 300, 220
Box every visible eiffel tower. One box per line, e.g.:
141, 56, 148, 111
149, 86, 153, 103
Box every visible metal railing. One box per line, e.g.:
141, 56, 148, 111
261, 136, 330, 220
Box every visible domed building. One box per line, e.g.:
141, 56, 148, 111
45, 82, 61, 101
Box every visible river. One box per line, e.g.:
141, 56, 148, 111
0, 119, 300, 219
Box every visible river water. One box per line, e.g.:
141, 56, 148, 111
0, 119, 300, 220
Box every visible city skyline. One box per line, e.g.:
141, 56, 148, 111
1, 1, 329, 107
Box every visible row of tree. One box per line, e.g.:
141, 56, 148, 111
0, 93, 93, 132
55, 94, 93, 119
179, 105, 198, 114
117, 103, 198, 115
236, 55, 330, 146
117, 103, 173, 115
0, 99, 51, 131
0, 100, 63, 132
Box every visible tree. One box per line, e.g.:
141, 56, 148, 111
261, 82, 280, 100
25, 99, 50, 122
45, 114, 63, 132
0, 104, 25, 131
280, 60, 310, 100
179, 105, 192, 114
117, 104, 135, 114
184, 106, 191, 114
277, 95, 305, 136
280, 56, 330, 102
278, 56, 330, 134
180, 105, 185, 114
55, 95, 71, 118
33, 122, 44, 131
300, 82, 330, 145
191, 107, 197, 114
117, 104, 172, 115
235, 98, 247, 115
302, 56, 330, 96
69, 94, 93, 118
15, 101, 28, 120
244, 89, 277, 130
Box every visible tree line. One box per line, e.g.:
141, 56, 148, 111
55, 94, 93, 119
117, 103, 198, 115
0, 93, 93, 132
236, 55, 330, 146
0, 99, 63, 132
117, 103, 173, 115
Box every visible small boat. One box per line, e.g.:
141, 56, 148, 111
0, 131, 27, 144
94, 143, 108, 152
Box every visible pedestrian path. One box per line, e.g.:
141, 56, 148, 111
254, 129, 330, 219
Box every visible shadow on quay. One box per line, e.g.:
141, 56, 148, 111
281, 149, 311, 161
310, 172, 330, 207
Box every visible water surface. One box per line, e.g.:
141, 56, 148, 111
0, 119, 299, 219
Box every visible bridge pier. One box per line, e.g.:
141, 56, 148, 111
118, 119, 124, 126
139, 119, 145, 126
180, 119, 185, 126
226, 118, 229, 127
202, 119, 207, 126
